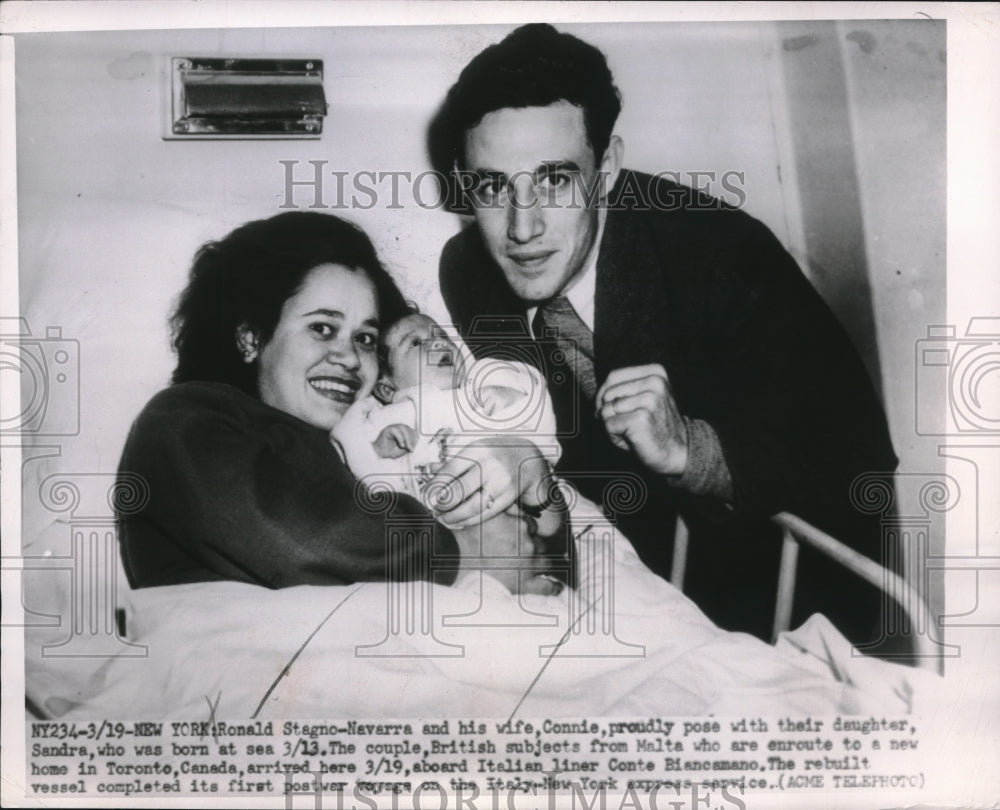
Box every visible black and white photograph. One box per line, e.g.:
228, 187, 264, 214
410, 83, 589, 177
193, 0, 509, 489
1, 2, 997, 808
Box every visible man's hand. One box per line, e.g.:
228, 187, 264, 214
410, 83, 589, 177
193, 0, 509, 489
596, 364, 688, 476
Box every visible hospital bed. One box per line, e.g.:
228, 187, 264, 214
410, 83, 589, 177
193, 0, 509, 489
9, 192, 941, 716
18, 475, 943, 721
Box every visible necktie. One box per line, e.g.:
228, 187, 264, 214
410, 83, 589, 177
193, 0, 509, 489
532, 297, 597, 401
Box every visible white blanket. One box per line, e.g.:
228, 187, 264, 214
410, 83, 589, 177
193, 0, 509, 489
32, 495, 941, 721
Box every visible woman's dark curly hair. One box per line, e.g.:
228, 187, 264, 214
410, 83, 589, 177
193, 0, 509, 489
170, 211, 410, 396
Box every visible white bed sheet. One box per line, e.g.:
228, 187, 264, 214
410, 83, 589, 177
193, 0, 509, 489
28, 495, 944, 721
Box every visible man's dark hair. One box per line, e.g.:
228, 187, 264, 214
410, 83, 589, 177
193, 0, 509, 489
428, 23, 622, 176
170, 211, 410, 396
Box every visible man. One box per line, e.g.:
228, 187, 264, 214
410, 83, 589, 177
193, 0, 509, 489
431, 23, 898, 645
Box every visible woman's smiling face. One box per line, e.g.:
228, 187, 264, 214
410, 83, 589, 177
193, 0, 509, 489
254, 263, 380, 430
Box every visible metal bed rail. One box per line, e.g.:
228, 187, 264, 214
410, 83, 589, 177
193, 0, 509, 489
669, 511, 942, 674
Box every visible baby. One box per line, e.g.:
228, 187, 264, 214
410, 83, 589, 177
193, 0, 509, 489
333, 313, 573, 594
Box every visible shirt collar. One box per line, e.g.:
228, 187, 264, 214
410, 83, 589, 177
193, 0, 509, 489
528, 209, 605, 334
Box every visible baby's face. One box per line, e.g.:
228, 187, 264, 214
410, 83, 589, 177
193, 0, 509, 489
384, 314, 461, 391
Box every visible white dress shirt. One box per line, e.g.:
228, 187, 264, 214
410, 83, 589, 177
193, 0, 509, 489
527, 213, 604, 336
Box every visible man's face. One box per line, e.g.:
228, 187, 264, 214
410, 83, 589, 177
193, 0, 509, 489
462, 101, 621, 304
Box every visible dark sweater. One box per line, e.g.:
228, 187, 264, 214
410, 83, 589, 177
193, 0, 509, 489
117, 381, 458, 589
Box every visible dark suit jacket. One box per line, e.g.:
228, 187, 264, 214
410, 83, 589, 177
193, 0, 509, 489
440, 171, 899, 644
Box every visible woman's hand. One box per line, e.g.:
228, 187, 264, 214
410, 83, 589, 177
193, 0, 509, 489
422, 436, 552, 530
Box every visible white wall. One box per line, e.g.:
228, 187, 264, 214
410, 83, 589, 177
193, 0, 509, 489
837, 20, 947, 487
774, 21, 947, 617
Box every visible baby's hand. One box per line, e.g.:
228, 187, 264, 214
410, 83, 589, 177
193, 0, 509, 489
477, 384, 521, 416
508, 507, 570, 596
453, 508, 563, 596
523, 493, 576, 592
373, 423, 418, 459
486, 560, 564, 596
518, 574, 565, 596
